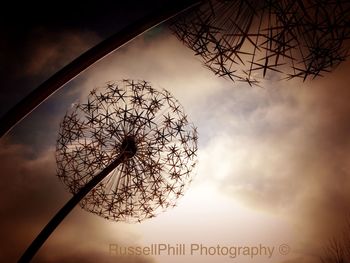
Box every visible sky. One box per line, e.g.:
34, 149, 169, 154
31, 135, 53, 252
1, 2, 350, 263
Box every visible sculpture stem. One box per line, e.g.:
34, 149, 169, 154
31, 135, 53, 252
18, 155, 125, 263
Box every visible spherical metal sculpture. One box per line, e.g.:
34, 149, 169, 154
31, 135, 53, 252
171, 0, 350, 86
56, 79, 198, 222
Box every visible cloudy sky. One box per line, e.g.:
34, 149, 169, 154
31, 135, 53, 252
1, 2, 350, 263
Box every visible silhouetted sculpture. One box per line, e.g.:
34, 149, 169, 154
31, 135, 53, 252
171, 0, 350, 85
19, 79, 198, 262
56, 79, 198, 222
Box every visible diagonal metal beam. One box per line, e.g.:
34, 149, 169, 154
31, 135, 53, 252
0, 0, 201, 138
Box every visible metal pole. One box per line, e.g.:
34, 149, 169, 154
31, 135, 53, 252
18, 154, 125, 263
0, 0, 200, 138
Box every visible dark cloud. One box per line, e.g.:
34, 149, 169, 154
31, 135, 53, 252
0, 28, 99, 120
19, 30, 100, 78
0, 140, 154, 263
0, 0, 186, 117
0, 140, 64, 261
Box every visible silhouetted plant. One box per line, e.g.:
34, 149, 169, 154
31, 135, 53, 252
321, 219, 350, 263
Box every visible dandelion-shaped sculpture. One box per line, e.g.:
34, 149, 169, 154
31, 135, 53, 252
19, 79, 198, 262
56, 79, 198, 222
171, 0, 350, 86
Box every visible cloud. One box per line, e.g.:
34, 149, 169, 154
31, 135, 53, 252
74, 27, 228, 111
0, 27, 99, 121
2, 25, 350, 263
49, 30, 350, 262
196, 60, 350, 261
18, 29, 100, 78
0, 140, 155, 263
